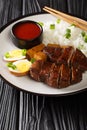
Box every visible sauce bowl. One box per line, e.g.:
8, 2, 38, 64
11, 20, 43, 49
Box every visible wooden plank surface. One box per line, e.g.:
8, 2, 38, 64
0, 0, 87, 130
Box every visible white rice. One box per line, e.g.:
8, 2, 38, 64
42, 19, 87, 56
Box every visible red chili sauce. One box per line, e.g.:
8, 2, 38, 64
13, 22, 41, 40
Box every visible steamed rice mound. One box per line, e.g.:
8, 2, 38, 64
42, 20, 87, 56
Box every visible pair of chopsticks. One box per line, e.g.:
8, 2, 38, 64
43, 6, 87, 31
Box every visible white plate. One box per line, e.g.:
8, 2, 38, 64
0, 13, 87, 96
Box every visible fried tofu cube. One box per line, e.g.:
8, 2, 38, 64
26, 43, 45, 60
26, 49, 36, 59
32, 43, 45, 52
34, 51, 47, 61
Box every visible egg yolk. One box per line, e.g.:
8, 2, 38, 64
10, 50, 23, 58
16, 61, 31, 72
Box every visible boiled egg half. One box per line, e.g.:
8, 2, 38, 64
7, 59, 32, 76
4, 49, 26, 62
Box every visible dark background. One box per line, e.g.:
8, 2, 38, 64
0, 0, 87, 130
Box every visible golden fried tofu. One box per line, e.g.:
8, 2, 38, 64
26, 49, 35, 59
34, 51, 47, 61
26, 43, 45, 60
32, 43, 45, 52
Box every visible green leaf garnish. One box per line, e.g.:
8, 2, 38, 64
81, 31, 86, 37
56, 19, 61, 24
84, 35, 87, 43
22, 49, 26, 56
66, 29, 71, 33
5, 52, 10, 58
64, 29, 71, 39
70, 23, 76, 27
38, 22, 44, 26
50, 24, 55, 29
81, 31, 87, 43
65, 33, 71, 39
30, 58, 36, 63
7, 62, 17, 70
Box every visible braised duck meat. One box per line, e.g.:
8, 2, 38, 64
29, 60, 83, 88
29, 45, 87, 88
39, 61, 52, 82
71, 48, 87, 71
43, 46, 87, 71
57, 46, 74, 65
29, 60, 44, 81
46, 64, 61, 88
46, 64, 71, 88
43, 46, 63, 63
58, 64, 71, 88
71, 66, 82, 84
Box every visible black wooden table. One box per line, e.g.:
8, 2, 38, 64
1, 0, 87, 130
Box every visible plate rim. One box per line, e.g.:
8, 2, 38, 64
1, 74, 87, 97
0, 12, 87, 96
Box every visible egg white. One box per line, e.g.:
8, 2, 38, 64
4, 49, 26, 62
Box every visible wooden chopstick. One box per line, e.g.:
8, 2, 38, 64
43, 6, 87, 31
43, 6, 87, 25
